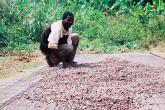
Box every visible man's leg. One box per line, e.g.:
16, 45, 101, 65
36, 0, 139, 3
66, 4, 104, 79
46, 56, 54, 66
48, 55, 61, 66
42, 33, 79, 67
48, 44, 74, 66
58, 44, 74, 60
41, 51, 56, 67
69, 33, 80, 62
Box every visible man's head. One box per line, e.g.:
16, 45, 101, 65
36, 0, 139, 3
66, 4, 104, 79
62, 12, 74, 30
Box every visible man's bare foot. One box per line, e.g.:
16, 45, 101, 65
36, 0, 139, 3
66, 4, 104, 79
61, 61, 79, 68
62, 62, 71, 68
70, 61, 79, 67
72, 61, 78, 64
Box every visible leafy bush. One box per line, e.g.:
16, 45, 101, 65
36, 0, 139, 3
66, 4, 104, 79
0, 0, 165, 53
74, 11, 147, 53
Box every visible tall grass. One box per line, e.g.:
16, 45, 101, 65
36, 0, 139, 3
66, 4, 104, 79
0, 0, 165, 53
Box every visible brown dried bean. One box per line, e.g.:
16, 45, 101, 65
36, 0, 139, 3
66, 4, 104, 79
21, 57, 165, 110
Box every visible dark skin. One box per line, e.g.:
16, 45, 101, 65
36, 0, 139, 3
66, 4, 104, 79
62, 15, 74, 31
50, 15, 75, 67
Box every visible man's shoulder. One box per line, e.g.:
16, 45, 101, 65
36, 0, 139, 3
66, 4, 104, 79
51, 20, 62, 31
52, 20, 62, 26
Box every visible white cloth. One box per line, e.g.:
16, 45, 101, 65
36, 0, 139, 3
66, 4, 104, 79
48, 20, 72, 48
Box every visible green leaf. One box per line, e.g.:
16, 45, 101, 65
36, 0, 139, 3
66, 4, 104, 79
159, 0, 164, 10
145, 3, 151, 15
136, 7, 145, 15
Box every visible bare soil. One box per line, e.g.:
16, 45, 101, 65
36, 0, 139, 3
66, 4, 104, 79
149, 43, 165, 59
0, 50, 45, 83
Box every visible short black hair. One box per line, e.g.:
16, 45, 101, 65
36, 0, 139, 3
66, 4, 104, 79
62, 11, 74, 19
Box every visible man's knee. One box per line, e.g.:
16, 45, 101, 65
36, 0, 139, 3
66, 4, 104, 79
71, 33, 80, 40
58, 44, 74, 55
71, 33, 80, 46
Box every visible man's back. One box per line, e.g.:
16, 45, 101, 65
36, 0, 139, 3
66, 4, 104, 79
40, 25, 51, 54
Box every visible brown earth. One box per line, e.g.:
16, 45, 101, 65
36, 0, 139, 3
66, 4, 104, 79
0, 50, 45, 83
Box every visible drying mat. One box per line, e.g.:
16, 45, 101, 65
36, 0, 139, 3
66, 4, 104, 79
0, 53, 165, 110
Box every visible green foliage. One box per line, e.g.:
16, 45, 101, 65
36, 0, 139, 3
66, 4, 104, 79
0, 0, 165, 53
2, 41, 40, 52
132, 0, 165, 24
75, 12, 147, 53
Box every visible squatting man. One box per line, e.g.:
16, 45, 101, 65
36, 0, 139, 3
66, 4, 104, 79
40, 12, 79, 68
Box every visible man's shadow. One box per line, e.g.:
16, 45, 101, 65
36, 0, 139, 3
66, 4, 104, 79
55, 62, 101, 69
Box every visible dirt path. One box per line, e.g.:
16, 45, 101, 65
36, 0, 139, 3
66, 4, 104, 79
0, 53, 165, 110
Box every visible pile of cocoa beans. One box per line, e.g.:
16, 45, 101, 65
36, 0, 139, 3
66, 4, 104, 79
23, 57, 165, 109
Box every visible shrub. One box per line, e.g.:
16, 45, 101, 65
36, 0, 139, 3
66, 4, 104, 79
0, 0, 164, 53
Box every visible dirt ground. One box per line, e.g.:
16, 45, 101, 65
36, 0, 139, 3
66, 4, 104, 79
149, 44, 165, 59
0, 50, 45, 83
